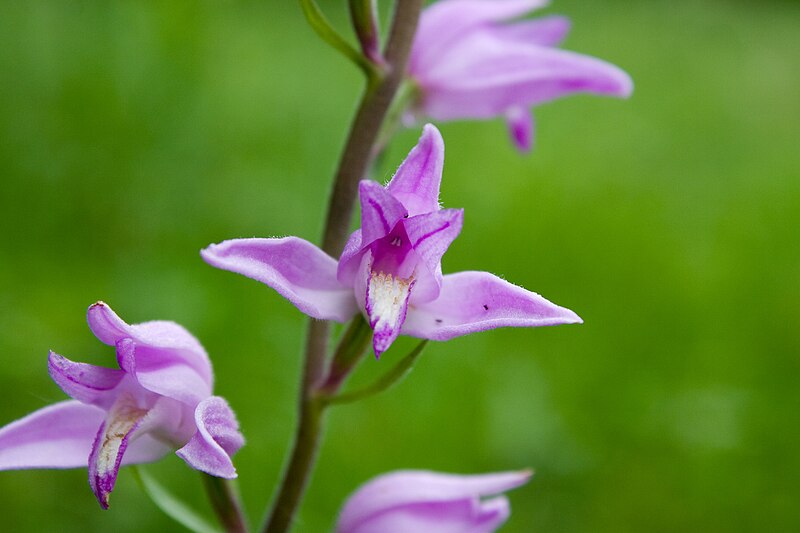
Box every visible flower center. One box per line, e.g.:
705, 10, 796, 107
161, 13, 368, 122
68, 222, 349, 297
366, 271, 415, 357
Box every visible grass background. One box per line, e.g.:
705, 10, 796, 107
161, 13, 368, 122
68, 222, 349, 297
0, 0, 798, 531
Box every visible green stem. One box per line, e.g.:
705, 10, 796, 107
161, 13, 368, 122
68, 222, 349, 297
261, 2, 424, 532
202, 474, 249, 533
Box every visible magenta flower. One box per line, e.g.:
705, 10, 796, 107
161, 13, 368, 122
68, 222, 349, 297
0, 302, 244, 509
202, 125, 580, 358
407, 0, 633, 151
336, 470, 531, 533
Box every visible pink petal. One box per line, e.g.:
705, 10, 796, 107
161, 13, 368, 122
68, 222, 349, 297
337, 470, 530, 533
359, 180, 408, 245
337, 229, 366, 286
386, 124, 445, 217
411, 0, 547, 73
202, 237, 358, 322
422, 36, 633, 120
86, 302, 213, 393
403, 208, 464, 302
48, 351, 125, 409
490, 15, 571, 47
0, 400, 105, 470
403, 271, 582, 341
115, 338, 212, 406
176, 396, 244, 479
506, 106, 534, 153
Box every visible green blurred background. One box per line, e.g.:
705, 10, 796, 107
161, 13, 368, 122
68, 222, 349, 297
1, 0, 798, 531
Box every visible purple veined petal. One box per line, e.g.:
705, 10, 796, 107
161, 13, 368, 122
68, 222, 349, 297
338, 229, 366, 286
86, 302, 214, 392
88, 393, 150, 509
385, 124, 445, 217
506, 106, 535, 153
48, 351, 125, 409
410, 0, 548, 73
337, 470, 531, 533
115, 338, 212, 406
176, 396, 244, 479
421, 36, 633, 120
403, 271, 582, 341
403, 208, 464, 302
491, 15, 572, 47
0, 400, 105, 470
359, 180, 409, 245
202, 237, 359, 322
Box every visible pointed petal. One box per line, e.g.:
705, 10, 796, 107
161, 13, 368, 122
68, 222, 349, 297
0, 400, 105, 470
337, 229, 366, 286
386, 124, 445, 217
403, 209, 463, 301
116, 337, 212, 406
176, 397, 244, 479
86, 302, 213, 394
337, 470, 530, 533
411, 0, 547, 73
366, 272, 414, 358
491, 15, 571, 47
422, 37, 633, 121
403, 271, 582, 341
202, 237, 358, 322
359, 180, 408, 245
506, 107, 535, 153
88, 394, 149, 509
48, 351, 125, 409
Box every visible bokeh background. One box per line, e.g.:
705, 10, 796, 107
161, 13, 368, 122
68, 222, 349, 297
1, 0, 798, 531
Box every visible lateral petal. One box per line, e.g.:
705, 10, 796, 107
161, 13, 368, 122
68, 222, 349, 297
337, 229, 366, 286
411, 0, 547, 73
403, 271, 582, 341
490, 15, 571, 47
86, 302, 213, 393
176, 396, 244, 479
48, 351, 125, 409
115, 338, 211, 406
422, 36, 633, 120
386, 124, 445, 217
0, 400, 105, 470
202, 237, 358, 322
359, 180, 408, 245
402, 208, 463, 301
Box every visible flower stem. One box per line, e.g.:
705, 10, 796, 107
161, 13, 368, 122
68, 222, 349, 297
261, 2, 423, 532
202, 474, 249, 533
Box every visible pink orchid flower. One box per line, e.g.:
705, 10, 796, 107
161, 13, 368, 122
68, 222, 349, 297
407, 0, 633, 151
202, 125, 580, 358
0, 302, 244, 508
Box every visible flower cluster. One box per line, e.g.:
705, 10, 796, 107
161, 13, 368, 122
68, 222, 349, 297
0, 0, 632, 530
